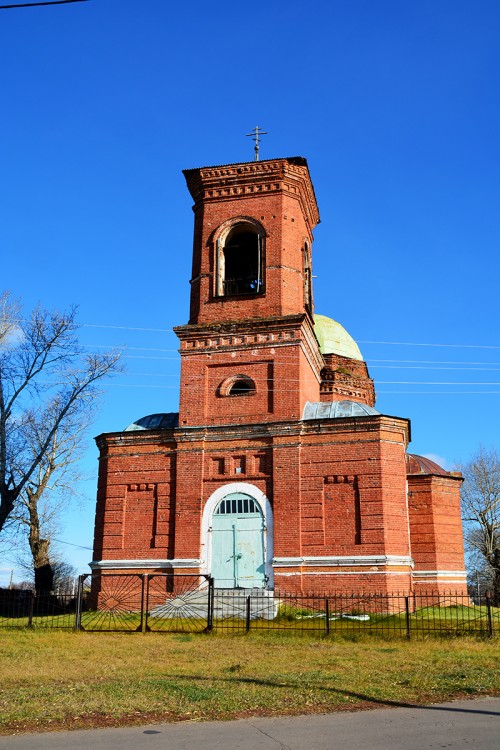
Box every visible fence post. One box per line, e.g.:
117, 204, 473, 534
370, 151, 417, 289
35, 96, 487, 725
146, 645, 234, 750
27, 590, 34, 628
246, 596, 251, 633
325, 597, 330, 635
74, 574, 85, 631
405, 596, 411, 640
485, 591, 493, 638
138, 574, 146, 633
206, 577, 214, 632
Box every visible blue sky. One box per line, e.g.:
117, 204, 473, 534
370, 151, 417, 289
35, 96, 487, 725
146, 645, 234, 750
1, 0, 499, 583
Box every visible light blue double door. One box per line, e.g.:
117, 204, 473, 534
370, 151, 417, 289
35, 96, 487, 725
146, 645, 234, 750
211, 492, 266, 589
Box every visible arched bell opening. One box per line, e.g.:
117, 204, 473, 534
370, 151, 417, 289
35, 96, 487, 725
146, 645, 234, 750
215, 219, 265, 297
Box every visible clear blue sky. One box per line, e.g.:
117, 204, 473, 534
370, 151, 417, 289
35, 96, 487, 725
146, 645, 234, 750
1, 0, 499, 583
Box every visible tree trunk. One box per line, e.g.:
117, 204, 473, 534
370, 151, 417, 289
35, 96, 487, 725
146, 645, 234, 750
492, 552, 500, 607
27, 488, 54, 593
31, 535, 54, 593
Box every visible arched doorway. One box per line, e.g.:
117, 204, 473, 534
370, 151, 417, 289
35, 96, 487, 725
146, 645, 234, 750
202, 483, 273, 589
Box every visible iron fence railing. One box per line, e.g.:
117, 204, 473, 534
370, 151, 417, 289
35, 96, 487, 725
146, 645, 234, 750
0, 574, 498, 638
0, 588, 78, 630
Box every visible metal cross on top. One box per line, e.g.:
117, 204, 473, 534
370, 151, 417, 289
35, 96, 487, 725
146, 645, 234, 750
245, 126, 268, 161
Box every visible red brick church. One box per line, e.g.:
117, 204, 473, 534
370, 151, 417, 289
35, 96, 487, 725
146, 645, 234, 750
91, 156, 467, 596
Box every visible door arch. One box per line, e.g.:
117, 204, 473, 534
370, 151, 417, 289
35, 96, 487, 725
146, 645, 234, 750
201, 482, 274, 589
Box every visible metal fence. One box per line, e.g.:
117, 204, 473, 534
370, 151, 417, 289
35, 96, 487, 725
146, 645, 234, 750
0, 574, 498, 638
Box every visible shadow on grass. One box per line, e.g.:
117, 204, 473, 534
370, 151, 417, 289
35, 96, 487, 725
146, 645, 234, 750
157, 673, 499, 716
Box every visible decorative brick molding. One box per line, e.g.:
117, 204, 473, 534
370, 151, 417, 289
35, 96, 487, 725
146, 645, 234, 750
273, 555, 413, 568
90, 559, 200, 570
324, 475, 355, 484
320, 353, 375, 406
183, 157, 320, 228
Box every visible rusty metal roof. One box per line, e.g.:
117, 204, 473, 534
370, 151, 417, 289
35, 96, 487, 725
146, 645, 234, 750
406, 453, 449, 476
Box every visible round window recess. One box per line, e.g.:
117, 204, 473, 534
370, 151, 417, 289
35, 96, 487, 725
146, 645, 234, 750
218, 375, 256, 397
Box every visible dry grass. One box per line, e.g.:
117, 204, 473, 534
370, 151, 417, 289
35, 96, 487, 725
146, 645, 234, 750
0, 630, 499, 734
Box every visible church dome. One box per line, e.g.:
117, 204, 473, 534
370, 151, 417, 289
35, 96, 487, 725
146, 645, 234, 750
314, 314, 363, 361
303, 400, 380, 420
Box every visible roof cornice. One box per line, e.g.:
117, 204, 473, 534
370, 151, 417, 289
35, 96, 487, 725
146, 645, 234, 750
183, 157, 320, 229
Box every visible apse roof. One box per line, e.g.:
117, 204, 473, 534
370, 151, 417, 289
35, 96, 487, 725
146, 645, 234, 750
406, 453, 450, 476
302, 401, 380, 420
314, 314, 363, 361
125, 413, 179, 431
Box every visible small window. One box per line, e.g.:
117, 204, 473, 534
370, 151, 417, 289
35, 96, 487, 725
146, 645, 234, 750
229, 379, 254, 396
216, 220, 264, 297
218, 374, 256, 397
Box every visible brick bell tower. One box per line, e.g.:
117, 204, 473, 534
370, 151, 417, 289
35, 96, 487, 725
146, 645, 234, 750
175, 157, 323, 427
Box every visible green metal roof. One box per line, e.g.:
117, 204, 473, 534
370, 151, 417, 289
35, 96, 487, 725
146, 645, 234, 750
314, 314, 363, 361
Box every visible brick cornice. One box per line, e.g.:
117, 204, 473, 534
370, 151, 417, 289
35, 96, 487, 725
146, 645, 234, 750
95, 431, 177, 450
175, 313, 307, 340
300, 414, 410, 445
407, 473, 463, 485
175, 313, 322, 370
183, 157, 320, 229
95, 413, 410, 452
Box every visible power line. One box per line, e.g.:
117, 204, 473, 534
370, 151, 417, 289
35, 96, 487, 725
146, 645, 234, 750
116, 372, 180, 378
82, 344, 179, 353
83, 324, 172, 333
369, 366, 500, 371
80, 345, 500, 368
125, 355, 180, 361
115, 369, 500, 383
101, 380, 500, 393
358, 340, 500, 350
0, 0, 88, 8
107, 383, 179, 389
78, 322, 500, 351
377, 381, 500, 385
369, 358, 500, 365
82, 344, 500, 366
53, 538, 92, 551
377, 391, 500, 396
25, 340, 500, 368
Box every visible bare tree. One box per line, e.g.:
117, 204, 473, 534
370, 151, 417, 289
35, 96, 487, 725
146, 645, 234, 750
0, 291, 21, 347
12, 410, 90, 591
459, 446, 500, 605
0, 293, 121, 587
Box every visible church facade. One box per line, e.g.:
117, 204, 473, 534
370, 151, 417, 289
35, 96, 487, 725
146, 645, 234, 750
91, 157, 467, 596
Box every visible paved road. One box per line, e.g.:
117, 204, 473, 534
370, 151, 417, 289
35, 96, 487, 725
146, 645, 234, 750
0, 697, 498, 750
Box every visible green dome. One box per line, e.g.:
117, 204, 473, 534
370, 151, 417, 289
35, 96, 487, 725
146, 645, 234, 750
314, 314, 363, 361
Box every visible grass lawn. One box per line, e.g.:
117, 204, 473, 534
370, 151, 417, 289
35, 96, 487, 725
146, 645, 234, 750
0, 630, 498, 734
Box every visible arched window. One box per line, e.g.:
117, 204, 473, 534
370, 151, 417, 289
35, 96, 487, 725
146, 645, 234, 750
303, 241, 313, 313
228, 378, 255, 396
218, 374, 256, 397
216, 220, 264, 297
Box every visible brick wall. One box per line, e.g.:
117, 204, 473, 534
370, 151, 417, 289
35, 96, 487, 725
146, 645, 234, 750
408, 473, 467, 594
